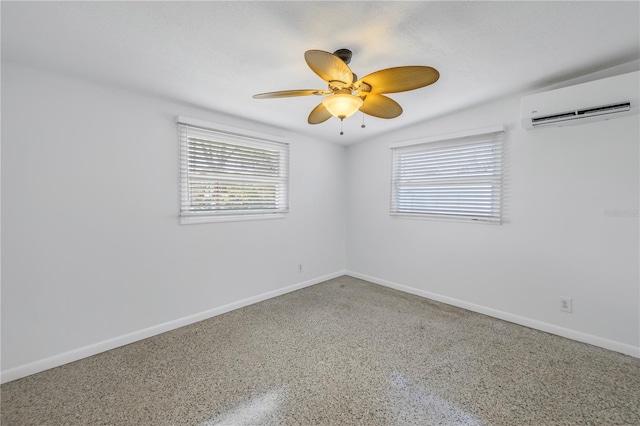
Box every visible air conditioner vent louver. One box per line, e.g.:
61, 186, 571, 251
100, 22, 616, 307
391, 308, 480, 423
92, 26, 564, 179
577, 102, 630, 117
531, 102, 632, 127
521, 71, 639, 130
531, 111, 577, 125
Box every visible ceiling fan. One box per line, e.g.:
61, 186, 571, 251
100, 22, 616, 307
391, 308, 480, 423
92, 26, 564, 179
253, 49, 439, 134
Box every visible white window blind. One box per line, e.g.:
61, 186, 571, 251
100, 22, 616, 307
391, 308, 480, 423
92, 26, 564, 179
179, 121, 289, 224
391, 127, 504, 223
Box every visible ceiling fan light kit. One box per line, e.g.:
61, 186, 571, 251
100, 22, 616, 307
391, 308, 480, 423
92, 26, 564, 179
321, 92, 363, 120
253, 49, 439, 135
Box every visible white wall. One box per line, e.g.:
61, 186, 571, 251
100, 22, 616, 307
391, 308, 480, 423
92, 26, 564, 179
1, 62, 347, 380
346, 85, 639, 356
2, 60, 639, 384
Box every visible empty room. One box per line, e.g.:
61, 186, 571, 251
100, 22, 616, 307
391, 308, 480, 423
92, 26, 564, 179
1, 2, 639, 425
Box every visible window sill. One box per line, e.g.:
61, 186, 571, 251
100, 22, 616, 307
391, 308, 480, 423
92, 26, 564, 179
390, 213, 501, 225
180, 213, 287, 225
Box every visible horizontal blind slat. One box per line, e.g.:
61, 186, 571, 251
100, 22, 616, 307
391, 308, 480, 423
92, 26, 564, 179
397, 146, 501, 162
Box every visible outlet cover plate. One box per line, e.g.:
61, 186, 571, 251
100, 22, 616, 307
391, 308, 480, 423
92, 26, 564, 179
560, 297, 573, 313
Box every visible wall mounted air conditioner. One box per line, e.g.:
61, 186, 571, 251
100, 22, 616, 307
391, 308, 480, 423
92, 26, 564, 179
521, 70, 639, 130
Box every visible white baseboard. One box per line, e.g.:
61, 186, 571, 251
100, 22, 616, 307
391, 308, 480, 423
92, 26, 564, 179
5, 269, 635, 384
346, 270, 640, 359
1, 270, 347, 384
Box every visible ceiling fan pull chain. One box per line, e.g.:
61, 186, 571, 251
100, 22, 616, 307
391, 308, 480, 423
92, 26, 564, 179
340, 119, 344, 135
361, 113, 366, 128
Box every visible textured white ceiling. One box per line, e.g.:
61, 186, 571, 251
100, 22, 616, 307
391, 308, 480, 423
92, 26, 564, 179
2, 1, 639, 144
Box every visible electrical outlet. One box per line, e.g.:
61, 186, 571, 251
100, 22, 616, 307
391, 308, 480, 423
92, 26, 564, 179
298, 264, 303, 273
560, 297, 572, 313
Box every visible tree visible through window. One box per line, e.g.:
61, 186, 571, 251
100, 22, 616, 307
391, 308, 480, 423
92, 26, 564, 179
178, 120, 289, 224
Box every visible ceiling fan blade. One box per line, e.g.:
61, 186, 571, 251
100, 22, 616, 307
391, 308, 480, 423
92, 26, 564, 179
253, 89, 329, 99
358, 66, 439, 94
305, 50, 354, 84
308, 102, 333, 124
360, 94, 403, 119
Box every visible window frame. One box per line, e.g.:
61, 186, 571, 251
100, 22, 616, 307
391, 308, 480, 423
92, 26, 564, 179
177, 116, 289, 224
390, 125, 505, 224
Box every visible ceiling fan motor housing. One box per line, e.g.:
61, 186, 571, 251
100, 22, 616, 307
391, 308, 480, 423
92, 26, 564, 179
333, 49, 352, 64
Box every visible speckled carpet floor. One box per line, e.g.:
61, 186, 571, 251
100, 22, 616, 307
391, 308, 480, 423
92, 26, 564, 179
2, 276, 639, 425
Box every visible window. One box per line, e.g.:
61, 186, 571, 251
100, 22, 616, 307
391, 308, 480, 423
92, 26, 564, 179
178, 117, 289, 224
390, 126, 504, 224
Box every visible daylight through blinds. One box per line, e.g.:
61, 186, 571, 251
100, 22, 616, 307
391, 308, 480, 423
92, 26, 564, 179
391, 129, 504, 223
179, 123, 289, 222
